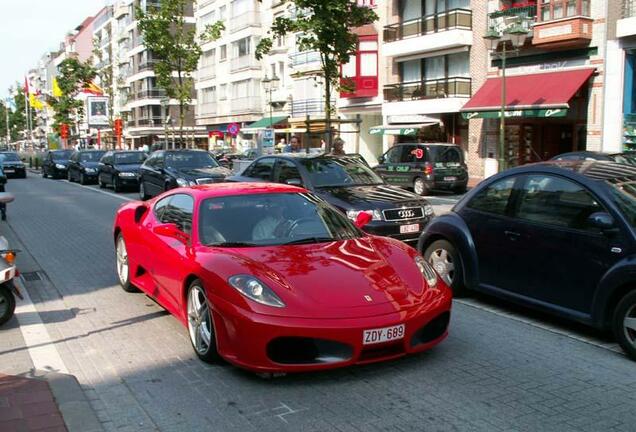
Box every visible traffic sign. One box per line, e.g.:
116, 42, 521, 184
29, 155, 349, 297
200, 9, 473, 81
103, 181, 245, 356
227, 123, 240, 136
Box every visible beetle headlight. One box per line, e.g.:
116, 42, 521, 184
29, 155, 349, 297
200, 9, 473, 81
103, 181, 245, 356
228, 275, 285, 308
346, 209, 382, 221
176, 178, 189, 187
415, 255, 437, 288
55, 164, 66, 169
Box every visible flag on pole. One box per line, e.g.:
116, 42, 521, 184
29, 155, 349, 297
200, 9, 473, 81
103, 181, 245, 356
52, 78, 62, 97
82, 81, 104, 95
29, 93, 44, 110
23, 77, 29, 96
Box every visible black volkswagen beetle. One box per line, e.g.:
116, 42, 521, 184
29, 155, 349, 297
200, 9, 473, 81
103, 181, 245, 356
417, 160, 636, 360
98, 150, 147, 192
138, 149, 231, 199
42, 149, 73, 179
229, 154, 435, 243
0, 152, 26, 178
67, 150, 106, 184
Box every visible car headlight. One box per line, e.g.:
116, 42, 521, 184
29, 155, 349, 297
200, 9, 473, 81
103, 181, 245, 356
228, 275, 285, 308
55, 164, 66, 169
176, 178, 191, 187
346, 209, 383, 221
1, 250, 16, 266
119, 172, 136, 177
415, 256, 437, 288
85, 168, 96, 174
424, 204, 434, 217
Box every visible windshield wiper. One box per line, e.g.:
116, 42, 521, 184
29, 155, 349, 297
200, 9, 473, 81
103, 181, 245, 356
208, 241, 257, 247
282, 237, 335, 245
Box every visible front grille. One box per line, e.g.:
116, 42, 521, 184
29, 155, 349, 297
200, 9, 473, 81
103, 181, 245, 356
383, 207, 424, 221
195, 178, 220, 185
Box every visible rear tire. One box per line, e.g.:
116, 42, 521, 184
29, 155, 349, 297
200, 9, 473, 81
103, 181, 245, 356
414, 177, 430, 196
612, 290, 636, 361
186, 280, 221, 364
115, 234, 138, 293
0, 284, 16, 326
424, 239, 467, 297
79, 173, 87, 185
113, 176, 122, 193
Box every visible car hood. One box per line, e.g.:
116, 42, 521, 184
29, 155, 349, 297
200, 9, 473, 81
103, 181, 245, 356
316, 184, 429, 211
53, 160, 69, 166
114, 163, 142, 173
200, 237, 435, 319
2, 162, 24, 167
170, 166, 231, 179
81, 162, 100, 169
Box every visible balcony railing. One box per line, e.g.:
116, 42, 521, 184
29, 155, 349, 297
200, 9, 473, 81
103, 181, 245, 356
289, 51, 321, 67
137, 117, 164, 126
232, 96, 261, 114
383, 77, 471, 102
229, 11, 260, 32
198, 65, 216, 80
623, 0, 636, 18
135, 89, 166, 99
537, 0, 590, 22
138, 61, 158, 72
197, 102, 217, 116
230, 55, 261, 72
488, 5, 537, 35
290, 98, 336, 117
384, 9, 472, 43
199, 0, 216, 8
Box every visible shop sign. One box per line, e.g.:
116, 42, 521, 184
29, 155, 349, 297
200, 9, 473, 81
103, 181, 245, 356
462, 109, 568, 119
508, 58, 588, 75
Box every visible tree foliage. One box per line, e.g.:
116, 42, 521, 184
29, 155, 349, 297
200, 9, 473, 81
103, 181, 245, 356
2, 86, 29, 141
256, 0, 377, 150
47, 58, 97, 135
93, 36, 115, 147
137, 0, 224, 145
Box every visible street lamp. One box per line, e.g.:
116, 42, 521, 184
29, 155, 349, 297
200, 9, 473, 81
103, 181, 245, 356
262, 74, 280, 129
483, 20, 529, 172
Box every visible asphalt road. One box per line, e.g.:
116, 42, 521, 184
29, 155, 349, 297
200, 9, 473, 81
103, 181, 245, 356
1, 175, 635, 432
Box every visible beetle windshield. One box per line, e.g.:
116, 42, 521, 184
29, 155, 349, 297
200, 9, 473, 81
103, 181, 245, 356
199, 193, 362, 247
300, 158, 384, 188
607, 180, 636, 228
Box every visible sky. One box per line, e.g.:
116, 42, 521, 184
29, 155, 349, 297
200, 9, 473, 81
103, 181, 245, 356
0, 0, 106, 99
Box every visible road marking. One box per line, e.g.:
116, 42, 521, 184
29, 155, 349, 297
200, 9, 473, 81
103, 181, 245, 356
14, 275, 69, 374
456, 298, 622, 354
61, 180, 135, 202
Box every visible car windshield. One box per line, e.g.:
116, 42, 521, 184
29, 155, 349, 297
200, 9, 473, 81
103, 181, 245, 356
607, 180, 636, 229
612, 154, 636, 166
300, 158, 384, 188
166, 152, 219, 169
52, 150, 73, 160
80, 151, 105, 162
199, 193, 361, 247
0, 153, 20, 162
115, 152, 146, 164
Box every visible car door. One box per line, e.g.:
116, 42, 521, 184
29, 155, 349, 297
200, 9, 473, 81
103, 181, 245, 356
458, 175, 522, 292
145, 152, 165, 196
504, 174, 623, 314
98, 152, 110, 184
149, 193, 194, 313
67, 152, 77, 179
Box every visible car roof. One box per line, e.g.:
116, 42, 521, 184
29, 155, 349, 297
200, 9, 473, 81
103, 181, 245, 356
506, 160, 636, 182
184, 182, 306, 198
393, 143, 460, 147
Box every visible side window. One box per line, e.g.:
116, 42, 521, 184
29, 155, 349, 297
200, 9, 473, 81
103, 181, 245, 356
144, 155, 155, 168
156, 154, 165, 169
467, 177, 516, 216
402, 145, 425, 163
154, 196, 171, 220
162, 194, 194, 234
384, 147, 402, 164
516, 175, 602, 231
276, 160, 302, 185
246, 158, 276, 181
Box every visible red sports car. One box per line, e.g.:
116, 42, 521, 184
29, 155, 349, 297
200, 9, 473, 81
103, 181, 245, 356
113, 183, 452, 373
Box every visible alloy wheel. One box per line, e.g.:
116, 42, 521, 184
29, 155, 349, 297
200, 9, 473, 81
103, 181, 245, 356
139, 182, 146, 200
116, 236, 129, 286
187, 285, 213, 355
414, 179, 425, 195
624, 304, 636, 348
428, 248, 455, 286
0, 294, 7, 318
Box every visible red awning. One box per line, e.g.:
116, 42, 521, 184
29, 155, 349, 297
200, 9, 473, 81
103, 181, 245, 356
461, 68, 595, 112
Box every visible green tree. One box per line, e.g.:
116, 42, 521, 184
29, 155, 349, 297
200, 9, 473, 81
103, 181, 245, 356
137, 0, 224, 147
7, 85, 29, 141
256, 0, 377, 151
93, 35, 116, 148
46, 58, 96, 142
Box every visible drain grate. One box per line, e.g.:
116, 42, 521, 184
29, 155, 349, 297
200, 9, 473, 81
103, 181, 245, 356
22, 272, 41, 282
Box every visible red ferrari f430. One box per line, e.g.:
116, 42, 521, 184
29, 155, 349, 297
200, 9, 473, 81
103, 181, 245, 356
113, 183, 451, 373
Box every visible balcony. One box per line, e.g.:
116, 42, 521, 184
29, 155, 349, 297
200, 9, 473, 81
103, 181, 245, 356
340, 75, 378, 99
487, 5, 536, 40
384, 77, 471, 102
618, 0, 636, 38
229, 11, 260, 33
135, 89, 166, 99
197, 102, 217, 117
232, 96, 261, 114
230, 55, 261, 72
383, 9, 472, 58
290, 98, 335, 118
137, 117, 164, 127
289, 51, 321, 67
138, 61, 158, 73
532, 1, 592, 47
198, 65, 216, 80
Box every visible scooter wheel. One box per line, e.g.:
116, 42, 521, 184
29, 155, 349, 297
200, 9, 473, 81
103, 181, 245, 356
0, 284, 16, 326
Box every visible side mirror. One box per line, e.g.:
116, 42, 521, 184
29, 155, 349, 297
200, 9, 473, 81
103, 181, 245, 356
354, 211, 373, 229
377, 156, 385, 164
587, 212, 616, 231
153, 223, 190, 244
285, 178, 303, 186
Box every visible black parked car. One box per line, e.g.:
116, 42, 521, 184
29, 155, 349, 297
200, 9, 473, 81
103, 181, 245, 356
139, 150, 231, 200
67, 150, 106, 184
418, 160, 636, 360
229, 154, 435, 243
375, 143, 468, 196
42, 150, 74, 179
0, 152, 26, 178
98, 151, 146, 192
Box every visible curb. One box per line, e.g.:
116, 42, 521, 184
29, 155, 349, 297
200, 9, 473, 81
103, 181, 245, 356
30, 370, 104, 432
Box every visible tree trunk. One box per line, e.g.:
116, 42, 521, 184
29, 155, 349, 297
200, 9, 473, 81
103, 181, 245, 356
321, 53, 333, 153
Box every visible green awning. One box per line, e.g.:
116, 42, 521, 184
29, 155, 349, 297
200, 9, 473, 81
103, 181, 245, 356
462, 108, 568, 120
243, 116, 288, 131
370, 123, 436, 136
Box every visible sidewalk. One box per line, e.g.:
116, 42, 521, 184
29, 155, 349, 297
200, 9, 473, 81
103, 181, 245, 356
0, 373, 66, 432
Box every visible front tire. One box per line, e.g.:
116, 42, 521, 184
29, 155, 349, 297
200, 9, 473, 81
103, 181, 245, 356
414, 177, 430, 196
115, 234, 138, 293
79, 173, 87, 185
67, 170, 73, 182
424, 239, 467, 297
186, 280, 221, 363
113, 176, 122, 193
613, 290, 636, 360
0, 284, 16, 326
42, 168, 48, 179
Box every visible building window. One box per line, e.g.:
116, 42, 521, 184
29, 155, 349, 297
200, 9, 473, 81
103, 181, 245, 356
340, 35, 378, 98
219, 84, 227, 100
233, 37, 251, 57
219, 44, 227, 61
538, 0, 590, 22
219, 5, 227, 20
201, 87, 216, 103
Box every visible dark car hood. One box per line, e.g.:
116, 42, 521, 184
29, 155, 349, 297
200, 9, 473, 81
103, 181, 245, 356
53, 160, 70, 165
114, 163, 142, 173
81, 162, 100, 169
316, 184, 429, 211
170, 166, 231, 179
2, 162, 24, 167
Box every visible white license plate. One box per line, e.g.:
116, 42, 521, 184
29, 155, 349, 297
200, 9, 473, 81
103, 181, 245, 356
363, 324, 405, 345
4, 169, 14, 173
444, 176, 457, 181
400, 223, 419, 234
